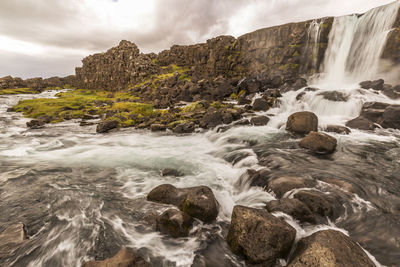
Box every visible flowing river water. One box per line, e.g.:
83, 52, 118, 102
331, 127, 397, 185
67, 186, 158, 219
1, 1, 400, 267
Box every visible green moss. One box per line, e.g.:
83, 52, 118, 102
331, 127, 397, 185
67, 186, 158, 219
293, 51, 300, 57
168, 120, 188, 128
181, 102, 205, 113
238, 90, 246, 97
210, 101, 227, 109
230, 93, 238, 100
0, 88, 39, 95
279, 63, 300, 71
133, 64, 191, 89
289, 44, 301, 48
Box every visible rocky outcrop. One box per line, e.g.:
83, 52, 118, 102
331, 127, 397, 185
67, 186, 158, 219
227, 205, 296, 265
288, 230, 375, 267
346, 102, 400, 130
83, 248, 151, 267
299, 131, 337, 154
0, 75, 75, 90
286, 111, 319, 134
147, 184, 219, 223
156, 209, 194, 238
74, 18, 333, 91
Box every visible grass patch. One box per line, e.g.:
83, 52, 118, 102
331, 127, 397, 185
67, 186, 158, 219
0, 88, 39, 95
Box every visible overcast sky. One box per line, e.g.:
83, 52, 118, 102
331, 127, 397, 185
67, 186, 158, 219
0, 0, 395, 79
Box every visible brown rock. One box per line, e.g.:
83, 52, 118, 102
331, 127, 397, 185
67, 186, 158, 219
286, 111, 318, 134
325, 125, 351, 134
299, 131, 337, 154
266, 198, 316, 224
0, 223, 27, 259
288, 230, 375, 267
83, 248, 151, 267
156, 209, 194, 237
227, 205, 296, 265
267, 176, 316, 198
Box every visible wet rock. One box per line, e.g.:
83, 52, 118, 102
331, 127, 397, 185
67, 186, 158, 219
150, 123, 166, 132
180, 186, 219, 223
345, 116, 377, 131
227, 205, 296, 265
156, 209, 194, 238
147, 184, 184, 206
263, 88, 281, 98
96, 120, 119, 133
267, 176, 316, 198
288, 230, 375, 267
293, 191, 333, 218
325, 125, 351, 134
172, 122, 195, 134
383, 86, 400, 99
266, 198, 316, 224
82, 114, 99, 120
237, 95, 251, 105
320, 177, 356, 194
360, 79, 384, 91
318, 91, 348, 102
250, 115, 270, 126
286, 111, 318, 134
381, 105, 400, 129
200, 111, 223, 129
37, 115, 53, 123
252, 98, 269, 111
296, 91, 306, 100
160, 168, 183, 177
299, 131, 337, 154
147, 184, 219, 223
0, 223, 27, 259
239, 168, 271, 188
83, 248, 151, 267
26, 119, 45, 129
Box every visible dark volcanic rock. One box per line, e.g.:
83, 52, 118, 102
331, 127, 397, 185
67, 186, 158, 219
267, 176, 316, 198
172, 122, 195, 133
200, 111, 223, 129
318, 91, 348, 102
293, 191, 334, 218
288, 230, 375, 267
299, 131, 337, 154
252, 98, 269, 111
345, 116, 377, 131
96, 120, 119, 133
239, 168, 271, 188
156, 209, 194, 238
359, 79, 384, 90
150, 123, 167, 132
381, 105, 400, 129
0, 223, 27, 259
83, 248, 151, 267
227, 205, 296, 265
266, 198, 316, 224
286, 111, 318, 134
250, 115, 270, 126
26, 119, 45, 129
180, 186, 219, 223
325, 125, 351, 134
147, 184, 219, 223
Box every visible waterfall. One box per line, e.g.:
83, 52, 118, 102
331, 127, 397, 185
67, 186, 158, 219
321, 1, 400, 84
302, 19, 326, 73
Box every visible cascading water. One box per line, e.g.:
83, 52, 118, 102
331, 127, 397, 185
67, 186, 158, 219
321, 0, 400, 83
301, 19, 326, 73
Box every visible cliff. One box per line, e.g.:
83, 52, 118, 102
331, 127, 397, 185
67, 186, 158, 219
74, 17, 334, 91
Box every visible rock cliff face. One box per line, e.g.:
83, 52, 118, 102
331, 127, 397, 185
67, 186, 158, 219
382, 7, 400, 64
74, 18, 333, 91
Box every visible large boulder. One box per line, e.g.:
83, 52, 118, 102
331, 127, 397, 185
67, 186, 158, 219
250, 115, 270, 126
227, 205, 296, 265
267, 176, 316, 198
26, 119, 45, 129
147, 184, 219, 223
286, 111, 318, 134
266, 198, 316, 224
0, 223, 27, 259
345, 116, 377, 131
83, 248, 151, 267
252, 98, 269, 111
288, 230, 375, 267
299, 131, 337, 154
156, 209, 194, 238
96, 120, 119, 133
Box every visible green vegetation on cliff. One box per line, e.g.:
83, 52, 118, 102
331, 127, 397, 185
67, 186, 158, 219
0, 88, 40, 95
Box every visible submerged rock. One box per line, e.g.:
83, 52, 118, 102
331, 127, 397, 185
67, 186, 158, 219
96, 120, 119, 133
227, 205, 296, 265
293, 191, 334, 218
318, 91, 349, 102
83, 248, 151, 267
147, 184, 219, 223
266, 198, 316, 224
250, 115, 270, 126
299, 131, 337, 154
267, 176, 316, 198
345, 116, 377, 131
156, 209, 194, 238
26, 119, 45, 129
325, 125, 351, 134
288, 230, 375, 267
160, 168, 183, 177
0, 223, 27, 259
286, 111, 318, 134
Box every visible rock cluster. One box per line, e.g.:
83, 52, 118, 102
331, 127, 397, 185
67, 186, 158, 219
0, 75, 75, 90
